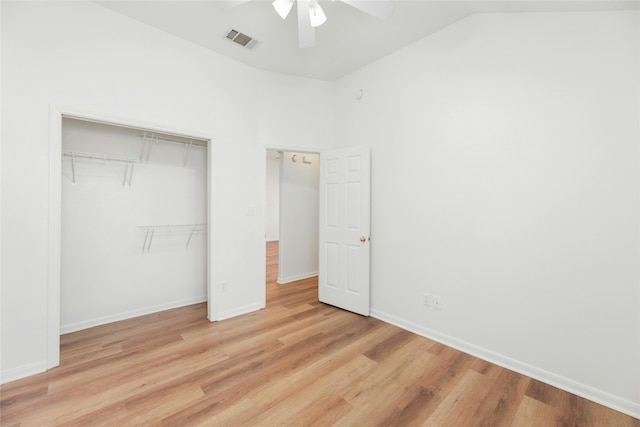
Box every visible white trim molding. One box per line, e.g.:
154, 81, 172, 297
47, 106, 63, 369
60, 296, 207, 334
277, 271, 318, 285
370, 308, 640, 420
217, 302, 264, 321
1, 360, 48, 385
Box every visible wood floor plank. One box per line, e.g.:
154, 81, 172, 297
14, 348, 230, 426
1, 241, 637, 426
335, 338, 436, 426
243, 354, 375, 426
510, 395, 565, 427
64, 402, 129, 427
363, 328, 416, 363
423, 369, 495, 426
218, 320, 387, 425
119, 383, 205, 426
284, 394, 353, 427
277, 308, 358, 346
469, 367, 530, 427
157, 333, 331, 425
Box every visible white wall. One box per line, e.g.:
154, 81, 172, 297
278, 152, 320, 283
333, 11, 639, 416
60, 118, 207, 333
1, 1, 332, 382
265, 153, 280, 242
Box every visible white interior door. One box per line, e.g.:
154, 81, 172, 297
319, 146, 371, 316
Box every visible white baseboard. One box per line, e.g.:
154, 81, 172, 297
277, 271, 318, 284
217, 302, 264, 321
370, 308, 640, 420
60, 295, 207, 334
1, 360, 48, 385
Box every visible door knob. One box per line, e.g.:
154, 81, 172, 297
360, 236, 367, 243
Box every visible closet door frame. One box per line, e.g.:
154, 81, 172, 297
47, 105, 216, 369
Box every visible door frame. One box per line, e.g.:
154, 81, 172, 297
47, 105, 217, 369
262, 145, 322, 303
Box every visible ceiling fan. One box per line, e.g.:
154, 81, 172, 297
223, 0, 394, 48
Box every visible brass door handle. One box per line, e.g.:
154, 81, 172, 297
360, 236, 367, 243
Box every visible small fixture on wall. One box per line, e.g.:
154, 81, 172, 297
291, 154, 313, 164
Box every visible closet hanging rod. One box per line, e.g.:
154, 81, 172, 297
140, 133, 208, 148
63, 116, 208, 146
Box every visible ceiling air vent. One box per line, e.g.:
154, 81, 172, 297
225, 28, 260, 51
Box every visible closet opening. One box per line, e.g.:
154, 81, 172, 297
47, 107, 215, 369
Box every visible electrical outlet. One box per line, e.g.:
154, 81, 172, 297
423, 293, 432, 307
221, 282, 227, 293
433, 295, 442, 310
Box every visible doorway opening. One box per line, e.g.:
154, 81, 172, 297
265, 149, 320, 306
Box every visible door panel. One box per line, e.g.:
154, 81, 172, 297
319, 146, 370, 316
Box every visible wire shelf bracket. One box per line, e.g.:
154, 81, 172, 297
140, 132, 205, 166
138, 224, 207, 252
139, 133, 157, 163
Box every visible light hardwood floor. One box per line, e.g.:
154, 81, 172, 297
1, 241, 638, 426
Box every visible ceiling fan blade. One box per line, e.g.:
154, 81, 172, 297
297, 0, 315, 48
339, 0, 394, 19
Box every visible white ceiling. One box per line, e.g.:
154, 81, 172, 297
97, 0, 639, 81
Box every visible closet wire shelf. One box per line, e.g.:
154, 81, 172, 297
138, 224, 207, 252
140, 132, 207, 166
62, 150, 138, 187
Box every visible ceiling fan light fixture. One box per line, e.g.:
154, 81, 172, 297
309, 0, 327, 27
272, 0, 294, 20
